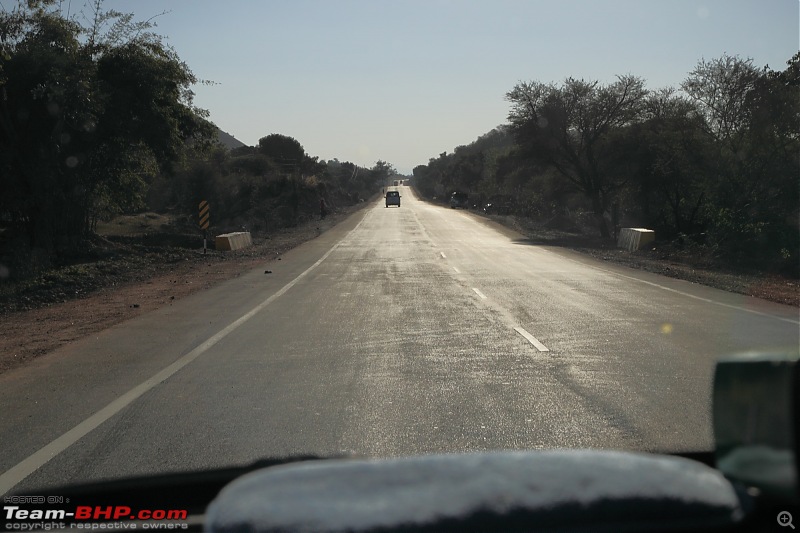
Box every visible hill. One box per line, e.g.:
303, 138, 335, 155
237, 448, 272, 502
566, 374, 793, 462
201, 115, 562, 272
216, 128, 246, 150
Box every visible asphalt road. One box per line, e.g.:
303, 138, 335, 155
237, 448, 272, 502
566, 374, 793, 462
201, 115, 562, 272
1, 188, 798, 495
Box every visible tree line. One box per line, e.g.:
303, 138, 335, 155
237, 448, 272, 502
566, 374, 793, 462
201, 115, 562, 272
0, 1, 392, 279
155, 135, 394, 234
413, 53, 799, 275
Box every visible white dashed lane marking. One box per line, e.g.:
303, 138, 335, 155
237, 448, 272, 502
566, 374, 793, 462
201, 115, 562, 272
514, 326, 550, 352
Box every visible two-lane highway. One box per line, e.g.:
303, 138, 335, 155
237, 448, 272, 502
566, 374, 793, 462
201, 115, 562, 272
1, 187, 798, 494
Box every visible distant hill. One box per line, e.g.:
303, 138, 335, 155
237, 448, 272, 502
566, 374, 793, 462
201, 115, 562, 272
216, 128, 247, 150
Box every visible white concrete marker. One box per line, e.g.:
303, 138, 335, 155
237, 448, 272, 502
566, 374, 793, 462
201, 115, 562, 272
514, 326, 550, 352
440, 251, 447, 259
453, 266, 461, 274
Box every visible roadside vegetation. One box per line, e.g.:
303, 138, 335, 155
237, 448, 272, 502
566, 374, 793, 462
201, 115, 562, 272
1, 0, 796, 315
0, 1, 394, 308
413, 54, 799, 279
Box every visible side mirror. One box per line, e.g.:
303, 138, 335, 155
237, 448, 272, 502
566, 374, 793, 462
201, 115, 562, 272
713, 351, 799, 503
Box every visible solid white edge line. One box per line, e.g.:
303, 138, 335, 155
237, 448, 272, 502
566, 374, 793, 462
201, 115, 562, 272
612, 268, 799, 325
472, 288, 487, 300
514, 326, 550, 352
553, 253, 799, 326
0, 214, 368, 497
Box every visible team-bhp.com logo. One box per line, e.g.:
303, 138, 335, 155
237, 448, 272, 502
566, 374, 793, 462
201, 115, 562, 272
4, 503, 189, 530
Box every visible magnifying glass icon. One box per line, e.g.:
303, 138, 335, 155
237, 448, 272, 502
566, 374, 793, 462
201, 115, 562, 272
779, 511, 795, 529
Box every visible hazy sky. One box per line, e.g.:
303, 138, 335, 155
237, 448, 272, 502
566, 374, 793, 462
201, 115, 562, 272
89, 1, 798, 172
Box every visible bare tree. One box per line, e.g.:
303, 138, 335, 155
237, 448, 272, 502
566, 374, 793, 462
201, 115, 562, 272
506, 75, 647, 238
681, 54, 760, 151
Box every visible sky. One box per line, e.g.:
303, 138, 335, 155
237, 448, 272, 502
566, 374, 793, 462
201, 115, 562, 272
56, 0, 800, 172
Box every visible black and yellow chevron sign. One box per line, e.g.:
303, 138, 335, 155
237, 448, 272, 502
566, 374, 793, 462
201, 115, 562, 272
199, 200, 210, 230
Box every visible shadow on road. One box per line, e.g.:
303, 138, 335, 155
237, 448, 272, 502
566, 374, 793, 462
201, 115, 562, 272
510, 235, 613, 250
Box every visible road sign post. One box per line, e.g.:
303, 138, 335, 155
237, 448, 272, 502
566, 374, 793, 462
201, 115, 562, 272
199, 200, 210, 254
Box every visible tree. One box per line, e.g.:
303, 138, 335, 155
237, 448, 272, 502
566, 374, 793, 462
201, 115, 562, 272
0, 0, 214, 256
506, 75, 648, 238
371, 160, 396, 183
681, 55, 760, 147
0, 8, 92, 249
257, 134, 306, 170
682, 54, 799, 271
679, 55, 763, 222
626, 88, 711, 237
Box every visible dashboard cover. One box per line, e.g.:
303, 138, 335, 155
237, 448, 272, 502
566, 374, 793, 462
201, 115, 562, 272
206, 449, 747, 532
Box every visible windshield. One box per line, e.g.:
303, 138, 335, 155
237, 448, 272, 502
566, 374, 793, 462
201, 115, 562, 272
0, 0, 798, 504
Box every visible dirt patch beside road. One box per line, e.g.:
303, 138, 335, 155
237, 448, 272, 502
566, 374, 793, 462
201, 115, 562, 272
486, 213, 799, 308
0, 204, 367, 375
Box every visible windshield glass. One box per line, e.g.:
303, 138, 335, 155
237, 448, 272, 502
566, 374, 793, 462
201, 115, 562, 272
0, 0, 798, 503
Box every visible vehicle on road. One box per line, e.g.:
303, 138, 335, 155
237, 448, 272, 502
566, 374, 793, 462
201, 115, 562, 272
385, 190, 401, 207
450, 191, 469, 209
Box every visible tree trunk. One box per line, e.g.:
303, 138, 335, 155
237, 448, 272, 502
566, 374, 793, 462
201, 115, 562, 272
591, 193, 611, 239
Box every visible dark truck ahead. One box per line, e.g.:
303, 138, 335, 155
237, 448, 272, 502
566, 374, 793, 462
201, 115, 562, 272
385, 190, 401, 207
